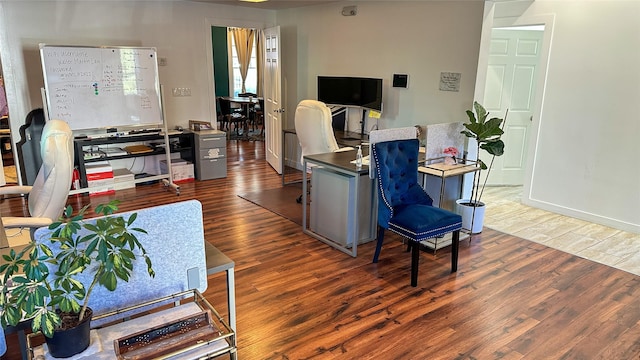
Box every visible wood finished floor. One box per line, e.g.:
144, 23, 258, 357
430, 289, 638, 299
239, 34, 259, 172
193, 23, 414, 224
2, 140, 640, 359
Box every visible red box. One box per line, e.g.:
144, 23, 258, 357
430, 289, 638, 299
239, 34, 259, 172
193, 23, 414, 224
86, 162, 115, 196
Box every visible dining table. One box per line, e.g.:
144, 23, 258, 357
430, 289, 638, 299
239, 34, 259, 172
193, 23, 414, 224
221, 96, 261, 118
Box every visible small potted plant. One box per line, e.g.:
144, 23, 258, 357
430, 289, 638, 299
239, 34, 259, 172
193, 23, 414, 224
457, 101, 505, 233
0, 200, 155, 358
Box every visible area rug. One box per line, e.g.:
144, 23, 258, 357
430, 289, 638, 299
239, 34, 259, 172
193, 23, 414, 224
229, 129, 264, 141
238, 183, 306, 225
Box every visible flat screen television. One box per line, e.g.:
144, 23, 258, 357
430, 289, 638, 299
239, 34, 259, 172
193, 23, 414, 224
317, 76, 383, 111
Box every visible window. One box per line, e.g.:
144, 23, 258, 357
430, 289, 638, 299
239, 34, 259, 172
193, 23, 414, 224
230, 31, 257, 97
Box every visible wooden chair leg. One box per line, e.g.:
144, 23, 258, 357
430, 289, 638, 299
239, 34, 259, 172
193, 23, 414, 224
372, 226, 385, 263
410, 241, 419, 287
451, 230, 460, 273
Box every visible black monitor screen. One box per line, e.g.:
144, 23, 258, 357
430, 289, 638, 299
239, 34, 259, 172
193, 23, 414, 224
317, 76, 382, 111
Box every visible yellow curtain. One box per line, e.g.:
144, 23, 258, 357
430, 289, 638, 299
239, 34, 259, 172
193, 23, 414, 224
230, 27, 255, 94
256, 29, 264, 97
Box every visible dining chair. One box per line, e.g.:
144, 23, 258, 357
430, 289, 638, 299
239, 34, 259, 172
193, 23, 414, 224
371, 138, 462, 287
218, 97, 247, 136
253, 98, 265, 135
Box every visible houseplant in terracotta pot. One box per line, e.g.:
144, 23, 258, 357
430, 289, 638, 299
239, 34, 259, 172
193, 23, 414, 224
0, 200, 155, 358
457, 101, 505, 233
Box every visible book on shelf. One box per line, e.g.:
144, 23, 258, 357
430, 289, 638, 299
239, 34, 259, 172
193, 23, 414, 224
99, 147, 128, 157
124, 145, 154, 154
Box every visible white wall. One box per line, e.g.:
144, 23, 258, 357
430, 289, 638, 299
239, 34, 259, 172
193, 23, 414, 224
276, 1, 484, 170
489, 1, 640, 233
0, 1, 274, 134
277, 1, 484, 131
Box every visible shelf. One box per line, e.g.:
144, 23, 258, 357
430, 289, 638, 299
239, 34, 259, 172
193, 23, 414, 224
73, 132, 196, 193
83, 147, 193, 163
418, 158, 480, 178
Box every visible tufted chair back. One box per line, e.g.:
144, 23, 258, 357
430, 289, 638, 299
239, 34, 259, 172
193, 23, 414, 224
373, 139, 434, 228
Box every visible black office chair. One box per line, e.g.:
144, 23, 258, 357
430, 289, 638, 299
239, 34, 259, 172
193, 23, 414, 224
218, 97, 247, 136
16, 108, 46, 185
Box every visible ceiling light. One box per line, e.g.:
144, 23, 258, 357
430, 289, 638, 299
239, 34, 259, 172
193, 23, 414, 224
239, 0, 269, 3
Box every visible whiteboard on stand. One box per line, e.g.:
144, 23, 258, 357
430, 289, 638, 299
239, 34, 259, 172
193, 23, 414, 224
40, 45, 163, 131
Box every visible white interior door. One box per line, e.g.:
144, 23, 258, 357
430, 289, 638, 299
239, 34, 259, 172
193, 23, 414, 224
482, 27, 543, 185
264, 26, 283, 174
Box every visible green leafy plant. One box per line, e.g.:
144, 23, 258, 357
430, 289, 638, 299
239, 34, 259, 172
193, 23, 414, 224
460, 101, 506, 206
0, 200, 155, 338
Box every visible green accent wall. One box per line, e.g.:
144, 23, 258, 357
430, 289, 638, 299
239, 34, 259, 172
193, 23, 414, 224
211, 26, 229, 97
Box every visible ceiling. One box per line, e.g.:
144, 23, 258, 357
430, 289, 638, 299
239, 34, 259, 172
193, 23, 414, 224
189, 0, 339, 10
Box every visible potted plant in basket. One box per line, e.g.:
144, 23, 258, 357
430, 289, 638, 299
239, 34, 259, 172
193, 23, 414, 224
0, 200, 155, 358
457, 101, 506, 233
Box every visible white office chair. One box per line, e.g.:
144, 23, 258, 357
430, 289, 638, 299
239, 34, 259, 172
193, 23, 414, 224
294, 99, 340, 164
0, 119, 74, 249
294, 100, 343, 203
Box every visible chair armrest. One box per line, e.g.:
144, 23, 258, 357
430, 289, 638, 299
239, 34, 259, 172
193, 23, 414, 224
2, 216, 53, 229
0, 186, 33, 196
334, 146, 354, 152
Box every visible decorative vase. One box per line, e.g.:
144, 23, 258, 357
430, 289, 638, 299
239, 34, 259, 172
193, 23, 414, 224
45, 308, 93, 358
455, 199, 485, 234
444, 156, 456, 165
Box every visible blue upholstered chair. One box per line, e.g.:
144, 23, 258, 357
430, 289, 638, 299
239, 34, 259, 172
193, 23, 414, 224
371, 138, 463, 287
0, 325, 6, 356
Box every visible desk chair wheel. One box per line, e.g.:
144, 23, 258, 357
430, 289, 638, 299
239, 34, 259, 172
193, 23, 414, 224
296, 194, 303, 204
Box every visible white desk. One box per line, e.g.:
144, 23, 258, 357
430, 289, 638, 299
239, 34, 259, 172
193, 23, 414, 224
302, 148, 376, 257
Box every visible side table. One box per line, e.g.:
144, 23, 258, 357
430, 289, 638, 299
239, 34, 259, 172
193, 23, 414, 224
418, 159, 480, 252
205, 242, 236, 332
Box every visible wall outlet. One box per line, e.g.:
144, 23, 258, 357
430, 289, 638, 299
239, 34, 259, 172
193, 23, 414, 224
172, 87, 192, 97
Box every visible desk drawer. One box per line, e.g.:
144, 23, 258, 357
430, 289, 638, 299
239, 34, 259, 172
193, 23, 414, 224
197, 136, 226, 149
199, 147, 226, 160
197, 158, 227, 180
